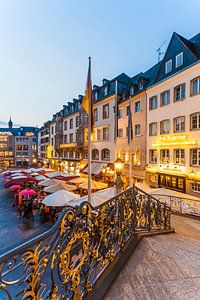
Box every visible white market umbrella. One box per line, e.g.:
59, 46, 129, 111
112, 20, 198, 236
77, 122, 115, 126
46, 172, 62, 178
44, 183, 77, 194
35, 175, 47, 181
38, 179, 56, 187
43, 190, 80, 207
69, 177, 88, 185
11, 175, 27, 179
79, 181, 107, 190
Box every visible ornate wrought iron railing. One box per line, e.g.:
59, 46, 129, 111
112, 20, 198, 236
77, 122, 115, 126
0, 186, 171, 300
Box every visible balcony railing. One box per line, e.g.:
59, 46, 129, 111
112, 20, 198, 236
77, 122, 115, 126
0, 186, 171, 300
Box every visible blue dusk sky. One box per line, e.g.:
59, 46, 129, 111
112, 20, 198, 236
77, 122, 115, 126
0, 0, 199, 127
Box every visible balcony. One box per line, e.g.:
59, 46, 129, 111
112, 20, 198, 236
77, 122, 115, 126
0, 186, 172, 299
60, 142, 77, 149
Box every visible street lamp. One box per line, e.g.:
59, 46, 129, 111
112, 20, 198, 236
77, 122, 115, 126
114, 157, 124, 194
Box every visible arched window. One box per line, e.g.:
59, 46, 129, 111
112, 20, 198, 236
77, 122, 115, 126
101, 148, 110, 161
92, 149, 99, 160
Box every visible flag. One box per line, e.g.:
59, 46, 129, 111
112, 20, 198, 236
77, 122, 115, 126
114, 80, 118, 143
128, 103, 133, 144
82, 57, 94, 132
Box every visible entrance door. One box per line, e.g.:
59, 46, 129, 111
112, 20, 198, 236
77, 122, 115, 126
158, 174, 185, 193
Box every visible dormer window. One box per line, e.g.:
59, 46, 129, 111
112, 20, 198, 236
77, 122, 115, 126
165, 59, 172, 74
94, 92, 98, 101
139, 81, 143, 90
130, 86, 134, 96
176, 52, 183, 68
104, 85, 108, 96
123, 91, 126, 100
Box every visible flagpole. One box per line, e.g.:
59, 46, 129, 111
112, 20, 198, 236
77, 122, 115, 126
88, 57, 92, 203
129, 97, 132, 186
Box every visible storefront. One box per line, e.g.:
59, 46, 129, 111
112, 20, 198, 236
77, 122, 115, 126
158, 173, 186, 193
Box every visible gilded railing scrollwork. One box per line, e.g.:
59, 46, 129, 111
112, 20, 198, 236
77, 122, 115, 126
0, 186, 171, 299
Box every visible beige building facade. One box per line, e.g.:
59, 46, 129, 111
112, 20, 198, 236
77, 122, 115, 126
146, 62, 200, 196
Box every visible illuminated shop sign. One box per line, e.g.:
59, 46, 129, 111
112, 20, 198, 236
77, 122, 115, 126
25, 132, 34, 137
0, 132, 12, 136
152, 135, 197, 147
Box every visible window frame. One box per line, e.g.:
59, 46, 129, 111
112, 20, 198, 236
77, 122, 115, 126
135, 124, 141, 136
174, 116, 185, 133
101, 148, 110, 161
149, 122, 157, 136
103, 104, 109, 119
135, 101, 141, 113
190, 148, 200, 166
191, 77, 200, 96
175, 52, 183, 68
165, 59, 172, 74
94, 108, 98, 122
149, 96, 158, 110
160, 149, 170, 164
174, 83, 185, 102
190, 112, 200, 130
160, 119, 170, 134
149, 149, 157, 164
160, 90, 170, 106
174, 149, 185, 165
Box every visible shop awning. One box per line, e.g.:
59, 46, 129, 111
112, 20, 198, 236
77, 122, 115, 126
83, 162, 107, 175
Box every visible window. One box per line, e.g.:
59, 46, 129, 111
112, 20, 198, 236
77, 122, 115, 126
92, 149, 99, 160
51, 138, 54, 146
69, 133, 73, 143
135, 124, 141, 136
149, 122, 157, 136
149, 149, 157, 163
165, 59, 172, 74
174, 116, 185, 132
63, 135, 68, 144
103, 104, 109, 119
103, 127, 109, 140
64, 121, 67, 131
132, 150, 141, 166
191, 113, 200, 130
149, 96, 157, 110
118, 128, 123, 138
118, 109, 123, 119
139, 81, 143, 90
174, 149, 185, 164
192, 182, 200, 193
174, 84, 185, 101
76, 116, 80, 127
126, 105, 130, 116
101, 148, 110, 161
16, 145, 22, 150
160, 119, 170, 134
104, 86, 108, 96
94, 108, 98, 122
160, 149, 170, 163
23, 145, 28, 150
130, 85, 134, 96
176, 52, 183, 68
191, 148, 200, 166
161, 90, 170, 106
135, 101, 141, 112
51, 127, 54, 134
94, 92, 98, 101
97, 129, 101, 141
70, 119, 73, 129
191, 77, 200, 96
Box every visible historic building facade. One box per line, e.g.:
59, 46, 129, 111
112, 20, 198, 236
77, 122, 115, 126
0, 118, 39, 167
38, 31, 200, 196
146, 32, 200, 196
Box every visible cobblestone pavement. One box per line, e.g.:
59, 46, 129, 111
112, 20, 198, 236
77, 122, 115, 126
0, 176, 52, 254
105, 215, 200, 300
